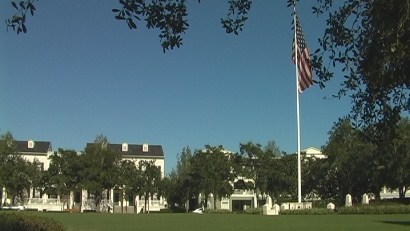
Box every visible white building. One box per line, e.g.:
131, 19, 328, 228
302, 147, 326, 159
1, 139, 165, 213
82, 142, 166, 213
0, 140, 62, 211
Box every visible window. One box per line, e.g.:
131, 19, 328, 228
128, 194, 134, 206
122, 143, 128, 152
142, 144, 149, 152
88, 192, 96, 200
36, 162, 44, 171
33, 188, 42, 198
114, 192, 120, 206
28, 140, 35, 149
74, 191, 81, 203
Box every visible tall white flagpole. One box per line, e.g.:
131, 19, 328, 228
293, 4, 302, 204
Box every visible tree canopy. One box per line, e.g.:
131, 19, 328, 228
309, 0, 410, 129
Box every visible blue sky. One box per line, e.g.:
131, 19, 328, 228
0, 0, 351, 173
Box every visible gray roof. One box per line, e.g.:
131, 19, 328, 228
14, 140, 52, 153
86, 143, 164, 158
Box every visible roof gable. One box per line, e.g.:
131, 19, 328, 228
86, 143, 164, 157
15, 140, 52, 153
302, 147, 321, 154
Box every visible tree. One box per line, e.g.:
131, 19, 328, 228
302, 156, 338, 201
0, 132, 39, 205
322, 118, 376, 203
267, 154, 297, 202
44, 149, 84, 209
82, 135, 121, 211
0, 132, 15, 189
6, 0, 252, 52
138, 160, 162, 213
163, 146, 197, 212
385, 118, 410, 199
308, 0, 410, 129
118, 159, 143, 213
190, 145, 234, 209
239, 142, 278, 204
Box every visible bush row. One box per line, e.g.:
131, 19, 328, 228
243, 207, 263, 215
204, 209, 231, 214
280, 208, 335, 215
336, 204, 410, 214
0, 212, 65, 231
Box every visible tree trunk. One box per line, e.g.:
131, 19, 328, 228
213, 194, 217, 210
121, 190, 125, 213
204, 193, 209, 209
399, 186, 405, 199
133, 196, 138, 213
147, 193, 150, 214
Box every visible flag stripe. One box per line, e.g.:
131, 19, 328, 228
292, 15, 313, 93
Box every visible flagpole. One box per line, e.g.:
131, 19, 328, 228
293, 4, 302, 204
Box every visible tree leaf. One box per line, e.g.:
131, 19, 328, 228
11, 1, 18, 10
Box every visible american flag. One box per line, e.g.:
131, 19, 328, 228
292, 15, 313, 93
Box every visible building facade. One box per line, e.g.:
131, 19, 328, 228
1, 139, 165, 213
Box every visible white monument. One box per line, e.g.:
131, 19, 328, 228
262, 196, 279, 215
327, 202, 335, 210
362, 193, 369, 205
345, 194, 352, 207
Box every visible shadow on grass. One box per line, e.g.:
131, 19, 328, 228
379, 221, 410, 226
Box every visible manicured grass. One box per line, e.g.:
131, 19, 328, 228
20, 212, 410, 231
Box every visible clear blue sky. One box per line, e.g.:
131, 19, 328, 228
0, 0, 351, 173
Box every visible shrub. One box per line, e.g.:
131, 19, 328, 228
243, 207, 263, 215
0, 212, 65, 231
204, 209, 231, 214
280, 208, 335, 215
337, 205, 410, 214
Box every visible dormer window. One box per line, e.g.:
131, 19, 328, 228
142, 143, 149, 152
28, 140, 35, 149
122, 143, 128, 152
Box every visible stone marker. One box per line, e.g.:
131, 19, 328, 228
345, 194, 352, 207
362, 193, 369, 204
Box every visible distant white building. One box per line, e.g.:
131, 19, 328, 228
302, 147, 326, 159
81, 142, 166, 213
0, 140, 62, 211
1, 139, 166, 213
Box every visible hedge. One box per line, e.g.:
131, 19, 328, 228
336, 204, 410, 214
0, 212, 65, 231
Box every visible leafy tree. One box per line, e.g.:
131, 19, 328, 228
0, 132, 15, 189
302, 156, 338, 201
138, 160, 162, 213
0, 132, 39, 205
118, 159, 143, 213
82, 135, 121, 211
322, 118, 376, 203
44, 149, 84, 209
239, 142, 279, 205
163, 146, 197, 212
307, 0, 410, 129
385, 118, 410, 199
6, 0, 252, 52
267, 154, 297, 202
2, 156, 38, 205
190, 145, 234, 209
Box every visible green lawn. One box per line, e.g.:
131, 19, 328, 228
30, 212, 410, 231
